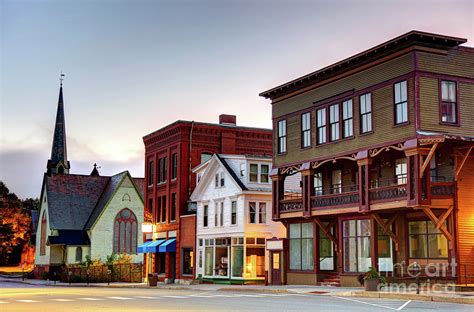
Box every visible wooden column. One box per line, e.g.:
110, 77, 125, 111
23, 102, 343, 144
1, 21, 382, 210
356, 151, 371, 212
271, 169, 284, 220
301, 163, 314, 217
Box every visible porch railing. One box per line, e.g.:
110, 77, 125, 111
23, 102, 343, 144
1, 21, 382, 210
431, 182, 455, 198
369, 178, 407, 202
311, 191, 359, 208
279, 198, 303, 212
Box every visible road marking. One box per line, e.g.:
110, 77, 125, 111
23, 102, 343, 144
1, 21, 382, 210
238, 294, 266, 298
16, 300, 38, 303
163, 295, 189, 299
107, 296, 134, 300
134, 296, 158, 299
0, 301, 9, 304
79, 297, 104, 301
189, 295, 214, 298
51, 298, 74, 302
333, 296, 411, 311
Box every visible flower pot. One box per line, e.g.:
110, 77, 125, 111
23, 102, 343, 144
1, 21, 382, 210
364, 278, 380, 291
148, 274, 158, 287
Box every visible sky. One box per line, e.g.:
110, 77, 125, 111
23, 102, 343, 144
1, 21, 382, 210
1, 0, 473, 199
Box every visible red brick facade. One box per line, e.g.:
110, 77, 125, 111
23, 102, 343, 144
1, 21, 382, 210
143, 115, 272, 280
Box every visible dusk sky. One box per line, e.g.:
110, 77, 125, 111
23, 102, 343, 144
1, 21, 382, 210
1, 0, 473, 199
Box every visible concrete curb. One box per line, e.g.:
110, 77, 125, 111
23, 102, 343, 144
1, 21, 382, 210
333, 291, 474, 305
217, 287, 289, 294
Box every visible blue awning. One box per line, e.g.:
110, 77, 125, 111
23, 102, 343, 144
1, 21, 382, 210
144, 239, 166, 253
137, 241, 153, 253
158, 238, 176, 252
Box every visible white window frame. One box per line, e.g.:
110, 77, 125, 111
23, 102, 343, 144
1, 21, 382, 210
394, 80, 408, 124
278, 120, 287, 154
301, 112, 311, 148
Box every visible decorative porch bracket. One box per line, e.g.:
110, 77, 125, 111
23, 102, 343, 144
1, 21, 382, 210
421, 207, 454, 245
455, 146, 473, 180
313, 218, 339, 255
372, 213, 400, 251
419, 143, 438, 179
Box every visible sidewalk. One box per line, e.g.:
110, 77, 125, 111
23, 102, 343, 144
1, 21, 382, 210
2, 277, 474, 305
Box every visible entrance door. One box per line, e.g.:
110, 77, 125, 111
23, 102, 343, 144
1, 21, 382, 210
170, 252, 176, 282
271, 251, 282, 285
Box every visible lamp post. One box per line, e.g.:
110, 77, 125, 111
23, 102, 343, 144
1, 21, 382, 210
107, 269, 111, 286
21, 263, 25, 281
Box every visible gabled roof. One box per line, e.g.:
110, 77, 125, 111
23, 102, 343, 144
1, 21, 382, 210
43, 171, 144, 231
215, 154, 248, 191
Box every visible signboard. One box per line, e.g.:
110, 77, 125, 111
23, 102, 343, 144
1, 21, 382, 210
266, 238, 284, 251
141, 223, 153, 233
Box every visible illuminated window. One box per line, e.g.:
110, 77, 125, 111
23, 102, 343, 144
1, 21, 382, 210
441, 80, 457, 124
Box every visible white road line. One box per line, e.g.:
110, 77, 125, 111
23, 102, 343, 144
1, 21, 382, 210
107, 296, 134, 300
51, 299, 74, 302
189, 295, 214, 298
79, 297, 104, 301
397, 300, 412, 311
16, 300, 39, 303
0, 301, 9, 304
238, 294, 266, 298
333, 296, 402, 311
134, 296, 158, 299
162, 295, 189, 299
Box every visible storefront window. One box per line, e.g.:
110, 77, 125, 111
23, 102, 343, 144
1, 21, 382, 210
215, 238, 229, 277
232, 237, 244, 277
319, 224, 334, 271
204, 239, 214, 276
343, 219, 371, 272
245, 237, 265, 278
377, 223, 393, 272
289, 223, 314, 271
409, 221, 448, 259
182, 248, 193, 275
156, 253, 166, 275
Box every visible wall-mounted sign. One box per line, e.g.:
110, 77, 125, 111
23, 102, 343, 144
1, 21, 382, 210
141, 223, 153, 233
266, 238, 284, 251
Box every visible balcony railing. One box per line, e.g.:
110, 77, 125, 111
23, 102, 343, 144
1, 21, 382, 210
279, 197, 303, 212
311, 184, 359, 208
431, 182, 455, 198
369, 177, 407, 202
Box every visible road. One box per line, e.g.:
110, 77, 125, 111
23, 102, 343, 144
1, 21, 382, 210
0, 281, 472, 311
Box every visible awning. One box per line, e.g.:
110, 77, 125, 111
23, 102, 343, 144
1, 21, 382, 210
144, 239, 166, 253
137, 241, 154, 253
158, 238, 176, 252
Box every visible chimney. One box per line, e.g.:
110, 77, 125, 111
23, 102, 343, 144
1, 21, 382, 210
219, 114, 236, 126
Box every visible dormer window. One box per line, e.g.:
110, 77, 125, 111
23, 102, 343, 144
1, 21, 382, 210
250, 164, 258, 182
249, 164, 271, 183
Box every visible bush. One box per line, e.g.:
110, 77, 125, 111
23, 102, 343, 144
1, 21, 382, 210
362, 267, 386, 284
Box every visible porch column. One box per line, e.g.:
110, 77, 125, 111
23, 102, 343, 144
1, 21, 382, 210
270, 169, 284, 220
356, 151, 371, 212
301, 162, 314, 217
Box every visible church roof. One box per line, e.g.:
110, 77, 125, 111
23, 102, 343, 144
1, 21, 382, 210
48, 230, 90, 246
47, 85, 70, 175
44, 172, 144, 231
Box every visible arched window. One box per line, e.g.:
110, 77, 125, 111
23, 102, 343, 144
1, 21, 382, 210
113, 208, 137, 254
76, 247, 82, 262
40, 211, 47, 255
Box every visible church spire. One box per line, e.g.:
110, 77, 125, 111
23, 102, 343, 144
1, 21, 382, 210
47, 73, 70, 175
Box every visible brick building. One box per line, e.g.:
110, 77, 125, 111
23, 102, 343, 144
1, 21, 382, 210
141, 115, 272, 282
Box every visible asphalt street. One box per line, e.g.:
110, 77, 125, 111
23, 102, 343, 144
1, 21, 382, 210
0, 282, 473, 311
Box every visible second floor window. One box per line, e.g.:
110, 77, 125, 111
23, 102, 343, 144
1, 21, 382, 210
329, 104, 340, 141
314, 172, 323, 196
259, 203, 266, 224
394, 80, 408, 124
203, 205, 208, 227
332, 170, 342, 194
249, 202, 266, 224
148, 161, 154, 186
215, 172, 225, 188
261, 164, 269, 183
231, 201, 237, 225
395, 158, 407, 185
441, 80, 457, 124
278, 120, 287, 154
170, 193, 177, 221
301, 112, 311, 148
157, 157, 167, 183
360, 93, 372, 133
171, 153, 177, 180
250, 164, 258, 182
317, 108, 327, 144
342, 99, 353, 138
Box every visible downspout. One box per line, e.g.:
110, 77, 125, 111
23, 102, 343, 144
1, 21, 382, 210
188, 121, 194, 197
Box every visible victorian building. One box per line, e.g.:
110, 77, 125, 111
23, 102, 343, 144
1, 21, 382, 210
190, 154, 286, 284
34, 81, 145, 276
260, 31, 474, 286
141, 115, 272, 283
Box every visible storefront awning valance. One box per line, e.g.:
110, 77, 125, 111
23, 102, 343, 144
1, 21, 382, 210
137, 240, 154, 253
158, 238, 176, 252
144, 239, 166, 253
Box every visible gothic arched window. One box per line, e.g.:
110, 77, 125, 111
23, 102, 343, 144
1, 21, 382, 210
76, 246, 82, 262
40, 211, 47, 255
113, 208, 137, 254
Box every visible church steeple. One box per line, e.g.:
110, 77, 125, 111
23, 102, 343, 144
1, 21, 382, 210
47, 74, 70, 175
